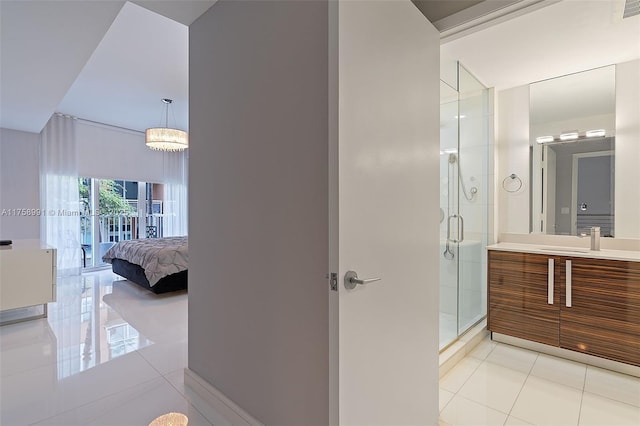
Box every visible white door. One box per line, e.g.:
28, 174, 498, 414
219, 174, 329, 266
334, 2, 441, 424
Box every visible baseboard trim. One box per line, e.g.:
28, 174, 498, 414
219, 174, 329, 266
184, 368, 264, 426
492, 333, 640, 378
439, 319, 489, 378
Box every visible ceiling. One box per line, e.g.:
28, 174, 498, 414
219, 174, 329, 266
412, 0, 487, 22
441, 0, 640, 91
0, 0, 215, 134
1, 0, 638, 135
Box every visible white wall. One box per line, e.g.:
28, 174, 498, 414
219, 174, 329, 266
615, 60, 640, 238
0, 119, 173, 241
496, 59, 640, 239
0, 128, 41, 239
496, 85, 530, 235
189, 1, 329, 424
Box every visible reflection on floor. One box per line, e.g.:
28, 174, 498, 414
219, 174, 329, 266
0, 269, 212, 426
440, 335, 640, 426
6, 269, 639, 425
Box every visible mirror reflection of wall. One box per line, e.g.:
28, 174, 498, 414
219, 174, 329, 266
529, 65, 616, 237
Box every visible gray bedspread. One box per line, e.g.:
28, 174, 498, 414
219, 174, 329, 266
102, 236, 188, 286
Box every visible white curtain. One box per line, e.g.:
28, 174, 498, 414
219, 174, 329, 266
163, 151, 188, 236
40, 114, 81, 276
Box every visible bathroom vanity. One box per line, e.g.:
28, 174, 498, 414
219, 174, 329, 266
487, 243, 640, 367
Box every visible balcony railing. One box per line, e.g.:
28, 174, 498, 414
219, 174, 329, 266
80, 214, 166, 268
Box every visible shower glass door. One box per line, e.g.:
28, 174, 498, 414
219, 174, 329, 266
439, 62, 490, 350
440, 80, 460, 349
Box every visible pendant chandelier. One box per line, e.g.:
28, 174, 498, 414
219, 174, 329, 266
145, 98, 188, 152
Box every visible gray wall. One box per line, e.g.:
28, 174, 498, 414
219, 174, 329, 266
189, 1, 329, 424
0, 128, 41, 239
551, 138, 614, 235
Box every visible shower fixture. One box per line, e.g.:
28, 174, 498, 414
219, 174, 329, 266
448, 153, 478, 201
443, 152, 478, 260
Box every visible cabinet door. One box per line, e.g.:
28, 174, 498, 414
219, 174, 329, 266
488, 251, 560, 346
0, 248, 55, 311
560, 258, 640, 366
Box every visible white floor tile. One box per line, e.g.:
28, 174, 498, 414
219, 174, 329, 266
0, 269, 199, 426
33, 377, 212, 426
511, 376, 582, 426
0, 319, 58, 377
440, 357, 483, 393
466, 337, 496, 361
585, 366, 640, 407
504, 416, 534, 426
579, 392, 640, 426
458, 361, 528, 413
440, 388, 455, 412
530, 353, 587, 390
440, 395, 508, 426
165, 368, 187, 396
0, 350, 162, 425
137, 339, 188, 375
485, 343, 538, 374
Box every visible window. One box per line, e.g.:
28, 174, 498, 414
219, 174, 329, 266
79, 178, 168, 268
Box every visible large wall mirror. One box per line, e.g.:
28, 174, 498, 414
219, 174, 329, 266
530, 65, 616, 236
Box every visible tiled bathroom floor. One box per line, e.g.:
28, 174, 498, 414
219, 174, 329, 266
439, 337, 640, 426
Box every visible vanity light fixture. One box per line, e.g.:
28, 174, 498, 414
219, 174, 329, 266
559, 131, 579, 141
536, 129, 608, 144
536, 136, 555, 144
586, 129, 606, 138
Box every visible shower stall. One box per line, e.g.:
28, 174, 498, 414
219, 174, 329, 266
439, 61, 492, 350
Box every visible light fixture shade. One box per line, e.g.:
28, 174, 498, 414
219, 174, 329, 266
536, 136, 555, 144
145, 127, 188, 151
560, 132, 579, 141
586, 129, 606, 138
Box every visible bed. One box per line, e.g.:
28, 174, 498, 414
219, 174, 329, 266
102, 236, 188, 294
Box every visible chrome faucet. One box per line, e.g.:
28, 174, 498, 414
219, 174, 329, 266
590, 226, 601, 251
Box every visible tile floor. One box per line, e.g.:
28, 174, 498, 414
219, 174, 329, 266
3, 269, 640, 425
0, 269, 211, 426
439, 336, 640, 426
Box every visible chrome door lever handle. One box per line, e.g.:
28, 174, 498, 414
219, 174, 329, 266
344, 270, 381, 290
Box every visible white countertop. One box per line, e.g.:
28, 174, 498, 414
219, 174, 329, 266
0, 239, 55, 252
488, 242, 640, 262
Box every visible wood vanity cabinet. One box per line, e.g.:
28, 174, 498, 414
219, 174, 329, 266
559, 257, 640, 366
487, 251, 560, 347
488, 249, 640, 366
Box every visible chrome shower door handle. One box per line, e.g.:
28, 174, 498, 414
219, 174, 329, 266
344, 270, 381, 290
447, 214, 464, 243
447, 214, 457, 243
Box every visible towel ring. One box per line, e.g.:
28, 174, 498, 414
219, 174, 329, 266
502, 173, 522, 193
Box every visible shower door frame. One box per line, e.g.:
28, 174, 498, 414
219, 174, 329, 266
439, 62, 491, 351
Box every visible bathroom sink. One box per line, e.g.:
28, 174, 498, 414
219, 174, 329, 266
539, 248, 590, 254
